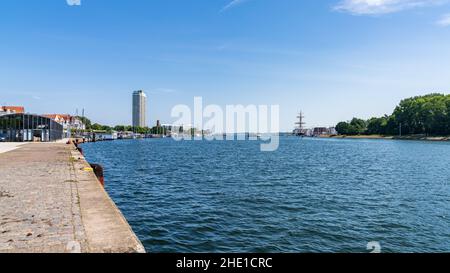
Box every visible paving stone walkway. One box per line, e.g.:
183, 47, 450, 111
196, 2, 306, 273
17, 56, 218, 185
0, 143, 144, 253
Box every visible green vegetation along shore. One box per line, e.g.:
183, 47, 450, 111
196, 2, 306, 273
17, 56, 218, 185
335, 93, 450, 138
320, 134, 449, 141
76, 117, 169, 135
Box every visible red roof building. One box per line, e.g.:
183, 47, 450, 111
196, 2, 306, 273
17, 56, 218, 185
1, 106, 25, 114
43, 114, 73, 122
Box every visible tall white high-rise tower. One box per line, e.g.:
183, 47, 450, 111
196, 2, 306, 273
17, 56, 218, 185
132, 90, 147, 128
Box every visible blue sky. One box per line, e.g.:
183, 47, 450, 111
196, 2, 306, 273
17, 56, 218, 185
1, 0, 450, 131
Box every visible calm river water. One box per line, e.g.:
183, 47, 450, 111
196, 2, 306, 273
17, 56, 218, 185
81, 137, 450, 253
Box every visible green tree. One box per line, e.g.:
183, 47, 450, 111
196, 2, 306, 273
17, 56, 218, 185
392, 93, 449, 135
367, 116, 388, 135
91, 123, 103, 131
336, 122, 351, 135
385, 115, 399, 135
349, 118, 367, 134
336, 93, 450, 136
134, 126, 151, 134
150, 126, 167, 135
114, 125, 126, 132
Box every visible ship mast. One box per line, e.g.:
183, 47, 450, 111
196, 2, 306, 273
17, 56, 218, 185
294, 111, 306, 136
296, 111, 305, 130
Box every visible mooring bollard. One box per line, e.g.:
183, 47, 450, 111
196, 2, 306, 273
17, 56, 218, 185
90, 163, 105, 187
73, 142, 83, 155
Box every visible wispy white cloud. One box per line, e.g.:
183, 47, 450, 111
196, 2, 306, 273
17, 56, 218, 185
221, 0, 251, 12
334, 0, 447, 15
437, 13, 450, 26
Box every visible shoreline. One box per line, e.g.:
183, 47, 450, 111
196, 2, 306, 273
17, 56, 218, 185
317, 135, 450, 142
75, 133, 450, 143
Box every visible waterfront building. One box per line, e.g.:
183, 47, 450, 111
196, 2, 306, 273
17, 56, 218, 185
132, 90, 147, 128
71, 117, 86, 131
328, 127, 338, 135
313, 127, 328, 136
0, 106, 25, 116
311, 127, 338, 136
0, 113, 63, 142
43, 114, 86, 137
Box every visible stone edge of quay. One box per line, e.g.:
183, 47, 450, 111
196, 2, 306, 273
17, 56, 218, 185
70, 143, 146, 253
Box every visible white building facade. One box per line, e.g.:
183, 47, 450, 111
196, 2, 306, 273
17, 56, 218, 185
132, 90, 147, 128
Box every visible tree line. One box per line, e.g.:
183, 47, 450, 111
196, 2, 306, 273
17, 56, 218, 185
76, 117, 169, 135
336, 93, 450, 136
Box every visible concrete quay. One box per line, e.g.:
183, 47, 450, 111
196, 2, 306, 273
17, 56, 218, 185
0, 142, 145, 253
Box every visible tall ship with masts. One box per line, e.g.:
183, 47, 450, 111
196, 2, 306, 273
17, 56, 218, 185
293, 111, 306, 136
